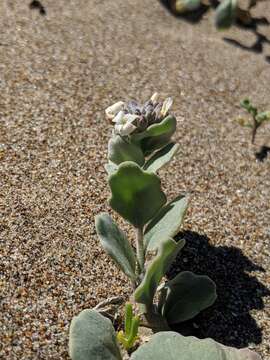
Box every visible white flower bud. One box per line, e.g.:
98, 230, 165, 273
105, 101, 125, 120
115, 122, 137, 136
124, 114, 140, 123
114, 113, 139, 136
161, 97, 173, 117
112, 110, 125, 124
150, 92, 159, 104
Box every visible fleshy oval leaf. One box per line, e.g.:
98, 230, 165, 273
95, 213, 136, 281
69, 309, 122, 360
131, 115, 177, 156
108, 135, 145, 166
159, 271, 217, 324
144, 195, 189, 251
141, 116, 177, 155
143, 143, 179, 173
130, 332, 261, 360
109, 162, 167, 227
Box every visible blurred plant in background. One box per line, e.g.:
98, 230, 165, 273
237, 99, 270, 144
168, 0, 267, 30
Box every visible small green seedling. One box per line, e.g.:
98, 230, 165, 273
238, 99, 270, 144
117, 303, 140, 350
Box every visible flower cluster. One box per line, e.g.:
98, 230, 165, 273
105, 93, 173, 136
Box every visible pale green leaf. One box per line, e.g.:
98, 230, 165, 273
143, 143, 179, 173
159, 271, 217, 324
130, 332, 261, 360
69, 309, 122, 360
144, 195, 189, 251
108, 135, 144, 166
95, 213, 136, 280
109, 162, 167, 227
105, 162, 118, 176
131, 116, 177, 155
134, 238, 185, 306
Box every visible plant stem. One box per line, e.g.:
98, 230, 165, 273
252, 116, 258, 144
136, 227, 145, 274
140, 304, 170, 332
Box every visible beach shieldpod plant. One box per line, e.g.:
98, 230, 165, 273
94, 93, 217, 330
69, 93, 261, 360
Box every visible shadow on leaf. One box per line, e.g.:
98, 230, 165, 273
167, 230, 269, 348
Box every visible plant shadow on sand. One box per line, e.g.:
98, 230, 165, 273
159, 0, 270, 64
167, 230, 270, 348
255, 145, 270, 162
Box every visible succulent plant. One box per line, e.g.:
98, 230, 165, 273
69, 92, 262, 360
93, 94, 217, 331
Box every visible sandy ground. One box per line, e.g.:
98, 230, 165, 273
0, 0, 269, 359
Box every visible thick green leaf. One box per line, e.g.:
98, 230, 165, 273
130, 332, 261, 360
215, 0, 237, 30
159, 271, 217, 324
141, 116, 176, 139
108, 135, 145, 166
105, 162, 118, 176
69, 309, 122, 360
144, 195, 188, 251
175, 0, 201, 14
134, 238, 185, 306
141, 116, 177, 155
95, 213, 136, 281
143, 143, 179, 173
131, 116, 177, 155
109, 162, 167, 227
132, 116, 176, 141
